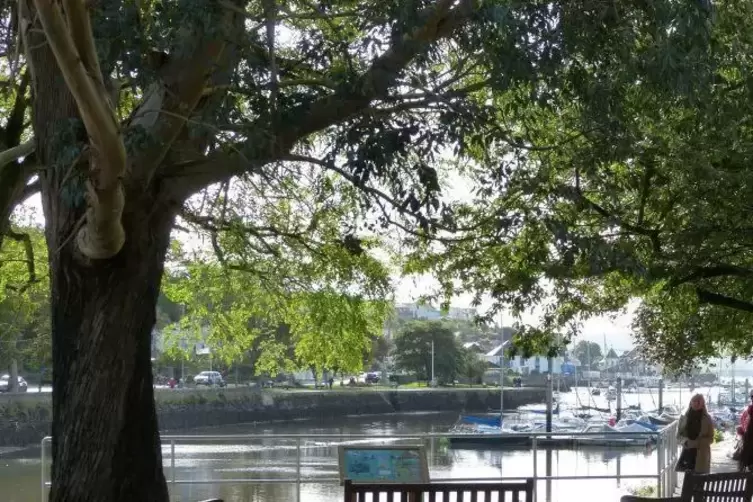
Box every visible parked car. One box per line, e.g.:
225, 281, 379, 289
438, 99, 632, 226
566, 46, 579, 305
365, 372, 380, 384
193, 371, 225, 387
0, 374, 28, 392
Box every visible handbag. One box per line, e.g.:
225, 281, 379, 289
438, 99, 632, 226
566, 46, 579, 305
675, 447, 698, 472
733, 439, 743, 462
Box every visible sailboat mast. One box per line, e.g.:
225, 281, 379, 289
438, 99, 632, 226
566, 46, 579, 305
732, 359, 737, 405
587, 342, 591, 387
499, 313, 504, 421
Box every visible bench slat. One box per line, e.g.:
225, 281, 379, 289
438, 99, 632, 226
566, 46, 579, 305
344, 479, 534, 502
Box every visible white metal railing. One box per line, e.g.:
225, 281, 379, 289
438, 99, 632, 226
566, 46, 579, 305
40, 422, 680, 502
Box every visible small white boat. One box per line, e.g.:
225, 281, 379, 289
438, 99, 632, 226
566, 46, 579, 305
606, 386, 618, 401
575, 423, 656, 447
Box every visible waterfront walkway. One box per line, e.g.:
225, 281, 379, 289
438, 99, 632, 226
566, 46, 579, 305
711, 438, 738, 472
672, 438, 739, 495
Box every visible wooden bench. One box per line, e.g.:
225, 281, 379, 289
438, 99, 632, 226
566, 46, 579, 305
621, 471, 753, 502
344, 479, 534, 501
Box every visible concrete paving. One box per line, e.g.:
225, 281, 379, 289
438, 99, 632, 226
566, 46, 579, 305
673, 438, 739, 495
710, 438, 739, 472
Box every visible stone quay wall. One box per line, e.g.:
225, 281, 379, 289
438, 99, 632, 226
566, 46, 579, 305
0, 387, 546, 447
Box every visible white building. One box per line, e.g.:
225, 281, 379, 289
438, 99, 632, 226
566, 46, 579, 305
394, 303, 443, 321
447, 307, 477, 321
598, 348, 621, 370
463, 342, 485, 354
393, 303, 478, 322
484, 342, 566, 374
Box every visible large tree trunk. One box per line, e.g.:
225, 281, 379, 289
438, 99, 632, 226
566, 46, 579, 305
47, 204, 173, 502
24, 7, 173, 499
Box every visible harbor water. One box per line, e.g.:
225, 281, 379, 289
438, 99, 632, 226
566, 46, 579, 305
0, 385, 738, 502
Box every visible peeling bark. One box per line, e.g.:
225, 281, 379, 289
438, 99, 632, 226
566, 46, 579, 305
33, 0, 127, 260
23, 3, 171, 499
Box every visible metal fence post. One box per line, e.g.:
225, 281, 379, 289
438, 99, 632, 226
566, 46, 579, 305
656, 433, 664, 497
670, 422, 678, 494
296, 438, 302, 502
170, 440, 176, 485
532, 436, 538, 502
40, 438, 46, 502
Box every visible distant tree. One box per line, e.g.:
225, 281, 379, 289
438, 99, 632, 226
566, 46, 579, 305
365, 335, 392, 370
572, 341, 603, 370
0, 227, 50, 378
393, 321, 462, 383
460, 349, 488, 386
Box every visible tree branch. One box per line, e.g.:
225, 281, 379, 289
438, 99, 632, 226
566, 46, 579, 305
4, 229, 38, 291
4, 71, 30, 146
276, 0, 473, 147
0, 141, 37, 249
16, 179, 41, 203
33, 0, 124, 184
565, 174, 662, 253
168, 0, 476, 196
696, 288, 753, 314
161, 150, 261, 192
669, 264, 753, 288
62, 0, 103, 88
129, 2, 245, 183
33, 0, 127, 259
263, 0, 278, 113
179, 209, 284, 257
0, 140, 34, 167
637, 163, 654, 226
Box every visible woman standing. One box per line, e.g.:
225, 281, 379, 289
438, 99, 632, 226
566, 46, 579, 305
676, 394, 714, 473
737, 392, 753, 471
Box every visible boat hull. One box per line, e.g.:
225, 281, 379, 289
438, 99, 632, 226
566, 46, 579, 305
448, 435, 655, 449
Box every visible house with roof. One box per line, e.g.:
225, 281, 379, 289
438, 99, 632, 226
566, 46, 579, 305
599, 348, 620, 370
463, 342, 486, 354
484, 341, 565, 374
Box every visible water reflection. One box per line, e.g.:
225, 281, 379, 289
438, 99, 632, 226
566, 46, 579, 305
4, 410, 668, 502
159, 413, 659, 502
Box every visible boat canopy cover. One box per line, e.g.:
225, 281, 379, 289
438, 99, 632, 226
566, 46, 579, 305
622, 420, 660, 432
616, 422, 656, 433
526, 402, 560, 415
460, 415, 502, 428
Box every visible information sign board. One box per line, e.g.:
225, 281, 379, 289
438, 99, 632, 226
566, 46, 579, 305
338, 445, 429, 485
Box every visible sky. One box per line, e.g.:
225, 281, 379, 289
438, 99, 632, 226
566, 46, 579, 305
393, 273, 636, 352
15, 162, 639, 353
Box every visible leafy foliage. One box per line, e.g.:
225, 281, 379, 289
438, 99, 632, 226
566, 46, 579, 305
393, 320, 462, 383
572, 341, 602, 370
399, 1, 753, 372
161, 253, 391, 376
4, 0, 752, 495
460, 349, 488, 385
0, 226, 50, 373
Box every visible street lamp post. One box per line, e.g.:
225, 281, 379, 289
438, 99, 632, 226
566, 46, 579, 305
431, 339, 435, 387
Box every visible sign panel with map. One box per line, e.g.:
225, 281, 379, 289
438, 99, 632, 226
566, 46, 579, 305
338, 445, 429, 484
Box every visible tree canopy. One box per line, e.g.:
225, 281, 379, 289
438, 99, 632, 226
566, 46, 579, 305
161, 258, 391, 376
0, 0, 749, 497
393, 320, 462, 383
0, 224, 49, 373
572, 341, 602, 370
401, 0, 753, 372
